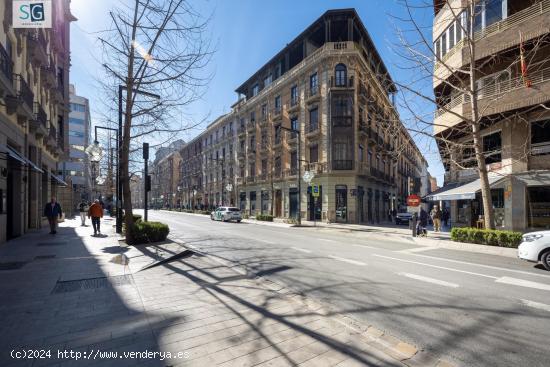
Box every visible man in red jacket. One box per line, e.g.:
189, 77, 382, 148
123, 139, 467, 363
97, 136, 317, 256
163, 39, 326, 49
88, 199, 104, 236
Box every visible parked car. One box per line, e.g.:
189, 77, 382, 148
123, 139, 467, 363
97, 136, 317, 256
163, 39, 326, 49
518, 230, 550, 270
210, 207, 242, 222
395, 212, 412, 225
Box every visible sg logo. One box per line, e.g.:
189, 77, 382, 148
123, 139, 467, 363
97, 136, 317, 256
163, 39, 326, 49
19, 3, 45, 22
13, 0, 51, 28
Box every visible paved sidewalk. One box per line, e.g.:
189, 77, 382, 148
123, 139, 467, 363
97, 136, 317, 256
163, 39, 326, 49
0, 217, 435, 367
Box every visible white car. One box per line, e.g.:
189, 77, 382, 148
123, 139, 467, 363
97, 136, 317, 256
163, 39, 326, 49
210, 207, 242, 222
518, 230, 550, 270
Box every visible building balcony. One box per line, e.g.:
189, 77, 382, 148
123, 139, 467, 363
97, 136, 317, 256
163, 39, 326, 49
238, 127, 246, 136
332, 160, 353, 170
287, 133, 298, 145
305, 123, 320, 137
236, 177, 244, 186
246, 176, 256, 184
259, 117, 269, 128
434, 64, 550, 135
47, 125, 57, 149
330, 75, 354, 89
40, 63, 57, 87
284, 168, 298, 177
332, 116, 352, 128
6, 74, 34, 120
247, 148, 256, 157
305, 162, 327, 174
305, 85, 320, 103
357, 162, 370, 177
0, 42, 14, 97
257, 173, 267, 182
272, 106, 282, 120
54, 81, 65, 103
29, 102, 48, 137
434, 0, 550, 87
247, 122, 256, 132
288, 97, 300, 112
27, 30, 48, 66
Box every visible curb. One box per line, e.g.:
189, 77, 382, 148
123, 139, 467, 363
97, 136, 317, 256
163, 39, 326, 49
172, 239, 459, 367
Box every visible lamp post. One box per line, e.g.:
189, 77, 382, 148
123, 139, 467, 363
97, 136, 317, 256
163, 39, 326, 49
279, 125, 301, 225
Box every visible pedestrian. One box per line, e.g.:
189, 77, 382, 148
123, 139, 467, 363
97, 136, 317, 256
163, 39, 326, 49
442, 208, 449, 227
43, 197, 62, 234
430, 205, 442, 232
418, 207, 428, 237
78, 200, 89, 226
88, 199, 104, 236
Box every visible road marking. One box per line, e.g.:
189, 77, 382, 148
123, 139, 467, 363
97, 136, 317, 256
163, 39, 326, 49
291, 247, 312, 254
398, 247, 438, 253
398, 272, 459, 288
319, 238, 337, 242
328, 255, 367, 266
408, 253, 550, 279
373, 254, 498, 279
495, 277, 550, 291
259, 239, 276, 245
521, 299, 550, 312
352, 244, 378, 249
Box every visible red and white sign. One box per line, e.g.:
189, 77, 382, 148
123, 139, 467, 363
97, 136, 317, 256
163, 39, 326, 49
406, 194, 421, 207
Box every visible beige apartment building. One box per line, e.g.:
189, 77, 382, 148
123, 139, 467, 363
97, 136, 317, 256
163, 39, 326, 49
0, 1, 73, 243
429, 0, 550, 231
179, 9, 427, 224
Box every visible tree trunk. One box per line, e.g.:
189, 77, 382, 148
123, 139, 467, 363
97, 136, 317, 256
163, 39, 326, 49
467, 2, 494, 229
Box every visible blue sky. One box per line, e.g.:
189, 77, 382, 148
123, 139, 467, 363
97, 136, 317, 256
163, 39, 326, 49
69, 0, 443, 184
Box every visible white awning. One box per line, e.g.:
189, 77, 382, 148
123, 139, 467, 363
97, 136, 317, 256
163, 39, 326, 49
427, 173, 506, 201
0, 144, 44, 173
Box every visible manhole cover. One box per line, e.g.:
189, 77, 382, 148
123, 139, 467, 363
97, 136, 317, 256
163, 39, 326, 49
0, 262, 27, 270
35, 255, 56, 260
37, 242, 67, 247
51, 274, 133, 294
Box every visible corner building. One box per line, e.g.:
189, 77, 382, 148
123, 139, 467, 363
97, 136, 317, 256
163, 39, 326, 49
180, 9, 427, 223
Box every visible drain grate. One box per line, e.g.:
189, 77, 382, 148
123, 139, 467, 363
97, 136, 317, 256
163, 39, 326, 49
37, 242, 67, 247
35, 255, 56, 260
0, 262, 27, 270
51, 274, 133, 294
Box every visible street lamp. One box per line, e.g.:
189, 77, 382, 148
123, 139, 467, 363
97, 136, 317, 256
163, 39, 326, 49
279, 125, 301, 225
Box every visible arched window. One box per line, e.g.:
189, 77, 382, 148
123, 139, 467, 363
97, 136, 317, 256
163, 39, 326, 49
335, 63, 347, 86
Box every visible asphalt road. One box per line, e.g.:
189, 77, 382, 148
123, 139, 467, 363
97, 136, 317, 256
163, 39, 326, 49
140, 210, 550, 367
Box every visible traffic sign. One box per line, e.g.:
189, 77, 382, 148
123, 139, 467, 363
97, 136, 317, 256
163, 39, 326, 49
312, 185, 319, 197
406, 194, 421, 207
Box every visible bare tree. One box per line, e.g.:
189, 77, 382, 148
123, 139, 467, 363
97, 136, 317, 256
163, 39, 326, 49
98, 0, 212, 243
390, 0, 548, 229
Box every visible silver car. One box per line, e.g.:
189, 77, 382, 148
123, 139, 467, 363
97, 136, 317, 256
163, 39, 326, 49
210, 207, 242, 222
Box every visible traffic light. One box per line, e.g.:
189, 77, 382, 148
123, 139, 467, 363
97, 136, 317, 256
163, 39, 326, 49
145, 175, 151, 192
143, 142, 149, 160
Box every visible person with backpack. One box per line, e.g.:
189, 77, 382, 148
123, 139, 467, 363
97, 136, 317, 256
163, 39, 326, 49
43, 197, 62, 234
78, 200, 89, 226
88, 199, 104, 236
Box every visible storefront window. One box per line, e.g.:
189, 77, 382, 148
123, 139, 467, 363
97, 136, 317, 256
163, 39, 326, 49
336, 185, 347, 222
527, 186, 550, 229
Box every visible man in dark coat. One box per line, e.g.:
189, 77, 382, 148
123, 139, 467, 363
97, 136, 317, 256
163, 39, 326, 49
44, 197, 63, 234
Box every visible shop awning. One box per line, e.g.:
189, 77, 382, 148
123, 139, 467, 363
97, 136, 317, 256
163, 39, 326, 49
0, 144, 44, 173
513, 171, 550, 186
49, 171, 68, 187
426, 173, 506, 201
